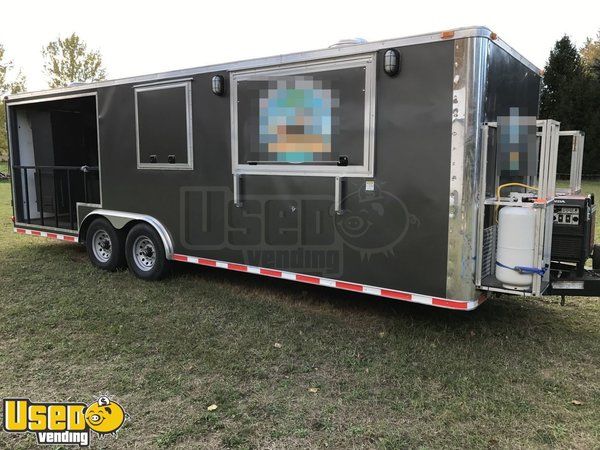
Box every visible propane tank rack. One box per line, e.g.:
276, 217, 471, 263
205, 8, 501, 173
475, 120, 560, 297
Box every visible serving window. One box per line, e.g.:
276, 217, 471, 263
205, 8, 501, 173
231, 55, 376, 177
135, 80, 193, 169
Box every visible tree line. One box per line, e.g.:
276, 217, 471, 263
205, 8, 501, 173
1, 32, 600, 173
541, 32, 600, 175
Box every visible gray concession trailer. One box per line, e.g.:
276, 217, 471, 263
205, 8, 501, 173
6, 26, 596, 311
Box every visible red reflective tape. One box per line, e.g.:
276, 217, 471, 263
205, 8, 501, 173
335, 281, 363, 292
228, 263, 247, 272
131, 249, 482, 311
260, 268, 282, 277
15, 228, 77, 242
381, 289, 412, 301
197, 258, 217, 267
296, 274, 320, 284
431, 298, 468, 310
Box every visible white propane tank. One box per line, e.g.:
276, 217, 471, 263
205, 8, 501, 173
495, 206, 536, 290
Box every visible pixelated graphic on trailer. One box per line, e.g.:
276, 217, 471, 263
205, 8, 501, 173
497, 107, 537, 178
258, 77, 339, 163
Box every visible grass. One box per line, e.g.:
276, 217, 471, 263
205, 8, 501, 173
0, 168, 598, 449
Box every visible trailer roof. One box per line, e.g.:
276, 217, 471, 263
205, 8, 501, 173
5, 26, 540, 102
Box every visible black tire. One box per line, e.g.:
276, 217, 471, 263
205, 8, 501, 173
125, 223, 171, 280
85, 217, 126, 271
593, 245, 600, 270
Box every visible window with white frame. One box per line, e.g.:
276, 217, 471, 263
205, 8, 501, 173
231, 55, 376, 177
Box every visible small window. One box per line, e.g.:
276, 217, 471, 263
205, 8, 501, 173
231, 55, 376, 177
135, 80, 193, 169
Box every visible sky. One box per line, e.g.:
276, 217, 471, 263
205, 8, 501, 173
1, 0, 599, 92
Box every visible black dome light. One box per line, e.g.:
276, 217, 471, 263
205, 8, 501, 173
383, 49, 401, 76
211, 75, 224, 96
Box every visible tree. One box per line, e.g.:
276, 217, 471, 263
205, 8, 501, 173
576, 34, 600, 176
0, 44, 26, 95
1, 44, 26, 161
540, 36, 584, 123
585, 65, 600, 176
581, 30, 600, 75
42, 33, 106, 88
540, 36, 594, 174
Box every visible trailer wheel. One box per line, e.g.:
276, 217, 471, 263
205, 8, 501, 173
125, 223, 171, 280
86, 217, 125, 271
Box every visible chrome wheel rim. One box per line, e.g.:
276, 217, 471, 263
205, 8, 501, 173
133, 235, 156, 271
92, 229, 112, 263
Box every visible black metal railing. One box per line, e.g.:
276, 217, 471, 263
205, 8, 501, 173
12, 165, 99, 230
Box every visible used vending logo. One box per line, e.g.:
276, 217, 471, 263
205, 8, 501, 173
2, 396, 126, 447
180, 183, 420, 275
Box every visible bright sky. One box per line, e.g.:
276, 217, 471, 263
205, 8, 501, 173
1, 0, 599, 92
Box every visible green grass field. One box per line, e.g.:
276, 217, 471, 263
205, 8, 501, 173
0, 165, 598, 449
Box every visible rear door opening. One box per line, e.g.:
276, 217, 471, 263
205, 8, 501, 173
8, 94, 100, 231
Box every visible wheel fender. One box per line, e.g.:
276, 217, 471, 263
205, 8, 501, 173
80, 209, 174, 259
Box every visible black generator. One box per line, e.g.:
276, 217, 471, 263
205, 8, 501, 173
551, 194, 596, 273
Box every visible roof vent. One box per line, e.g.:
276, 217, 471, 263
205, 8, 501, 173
329, 38, 368, 48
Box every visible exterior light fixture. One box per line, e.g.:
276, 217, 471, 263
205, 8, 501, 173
383, 49, 401, 76
211, 75, 224, 96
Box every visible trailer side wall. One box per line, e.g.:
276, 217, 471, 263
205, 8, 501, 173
95, 41, 455, 297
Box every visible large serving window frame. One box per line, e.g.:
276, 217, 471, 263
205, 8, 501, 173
135, 79, 194, 170
230, 54, 376, 177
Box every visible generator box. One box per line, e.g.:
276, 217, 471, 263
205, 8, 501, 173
551, 195, 595, 266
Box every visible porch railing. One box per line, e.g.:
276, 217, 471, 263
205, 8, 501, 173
12, 165, 99, 230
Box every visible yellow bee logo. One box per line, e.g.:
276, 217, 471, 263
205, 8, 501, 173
84, 396, 125, 434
